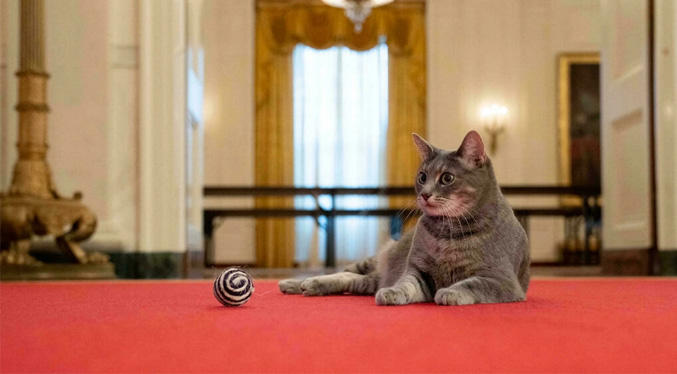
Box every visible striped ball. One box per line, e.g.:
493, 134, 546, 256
213, 268, 254, 307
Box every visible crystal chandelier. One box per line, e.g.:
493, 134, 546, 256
322, 0, 394, 32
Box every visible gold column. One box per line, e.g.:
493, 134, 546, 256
10, 0, 52, 199
1, 0, 111, 276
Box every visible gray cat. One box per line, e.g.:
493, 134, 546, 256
279, 131, 530, 306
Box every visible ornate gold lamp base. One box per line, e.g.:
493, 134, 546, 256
0, 194, 115, 280
0, 0, 114, 281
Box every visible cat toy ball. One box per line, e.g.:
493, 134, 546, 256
213, 268, 254, 307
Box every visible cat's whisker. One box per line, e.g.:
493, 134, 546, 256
449, 205, 466, 238
439, 201, 459, 238
456, 216, 466, 238
395, 198, 416, 219
459, 211, 472, 232
394, 199, 413, 223
464, 205, 483, 231
439, 204, 451, 238
466, 209, 481, 231
444, 205, 455, 239
399, 199, 421, 228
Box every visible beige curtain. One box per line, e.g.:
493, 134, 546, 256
255, 0, 426, 267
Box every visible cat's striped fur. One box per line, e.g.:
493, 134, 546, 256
279, 131, 530, 306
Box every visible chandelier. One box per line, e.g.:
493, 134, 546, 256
322, 0, 394, 32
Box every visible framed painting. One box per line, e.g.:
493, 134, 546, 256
557, 53, 601, 202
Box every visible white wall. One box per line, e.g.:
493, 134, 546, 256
428, 0, 601, 261
201, 0, 257, 264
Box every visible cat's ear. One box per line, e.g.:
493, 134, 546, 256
457, 131, 487, 167
412, 133, 436, 161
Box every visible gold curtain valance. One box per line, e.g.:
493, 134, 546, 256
257, 1, 425, 55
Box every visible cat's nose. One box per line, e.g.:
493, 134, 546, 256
421, 193, 431, 201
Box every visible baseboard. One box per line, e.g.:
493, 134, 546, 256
602, 249, 651, 276
107, 252, 185, 279
28, 247, 186, 279
659, 250, 677, 276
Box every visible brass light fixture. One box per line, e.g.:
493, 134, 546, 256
480, 104, 508, 155
0, 0, 112, 278
322, 0, 394, 32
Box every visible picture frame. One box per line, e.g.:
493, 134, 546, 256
557, 53, 601, 205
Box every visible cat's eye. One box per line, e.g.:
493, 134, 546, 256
417, 172, 427, 184
440, 172, 455, 185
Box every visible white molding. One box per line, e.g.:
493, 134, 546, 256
96, 0, 139, 251
139, 0, 187, 253
186, 0, 205, 251
656, 0, 677, 250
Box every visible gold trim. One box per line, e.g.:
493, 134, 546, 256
557, 52, 600, 205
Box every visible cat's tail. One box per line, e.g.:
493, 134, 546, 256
343, 255, 378, 275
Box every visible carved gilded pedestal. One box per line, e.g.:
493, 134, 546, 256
0, 0, 114, 279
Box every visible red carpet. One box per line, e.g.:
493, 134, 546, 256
1, 279, 676, 373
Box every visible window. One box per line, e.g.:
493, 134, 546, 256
293, 42, 388, 267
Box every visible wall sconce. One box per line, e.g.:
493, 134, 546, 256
480, 104, 508, 155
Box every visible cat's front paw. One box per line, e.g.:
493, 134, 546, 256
434, 288, 476, 306
300, 278, 328, 296
375, 287, 408, 306
278, 279, 303, 294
